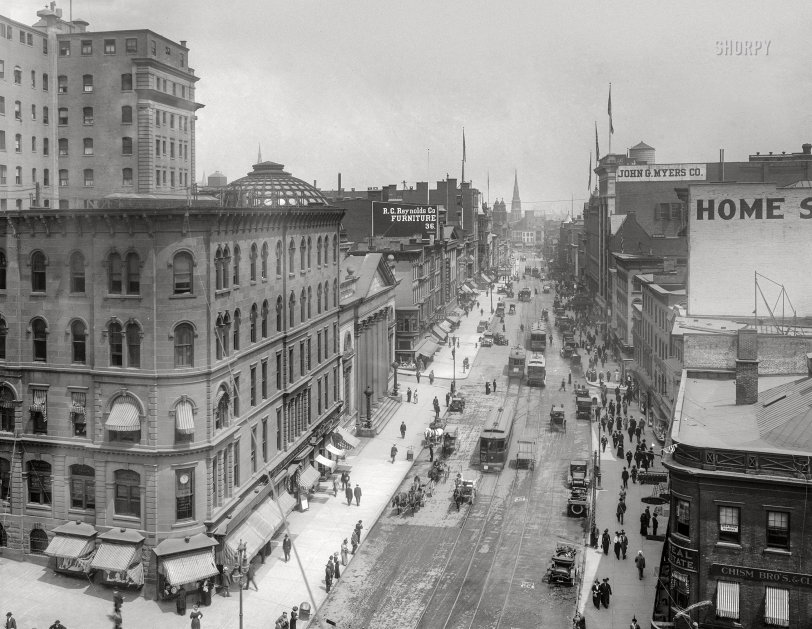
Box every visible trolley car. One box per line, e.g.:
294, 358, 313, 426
479, 405, 514, 472
529, 321, 547, 352
527, 353, 546, 387
508, 346, 526, 379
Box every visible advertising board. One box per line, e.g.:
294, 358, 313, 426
616, 163, 707, 182
371, 202, 437, 238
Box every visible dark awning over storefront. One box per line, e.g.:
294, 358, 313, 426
90, 528, 144, 572
224, 502, 283, 561
44, 521, 97, 559
277, 491, 296, 516
155, 533, 219, 587
431, 325, 448, 342
333, 426, 360, 449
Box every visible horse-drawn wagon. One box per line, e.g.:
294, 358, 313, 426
452, 477, 476, 510
442, 426, 459, 458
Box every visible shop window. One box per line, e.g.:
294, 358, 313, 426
671, 572, 689, 609
114, 470, 140, 517
718, 506, 740, 544
766, 511, 790, 550
69, 464, 95, 510
175, 469, 194, 521
27, 460, 52, 504
30, 529, 49, 554
173, 323, 194, 367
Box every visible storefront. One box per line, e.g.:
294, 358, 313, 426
155, 533, 219, 601
44, 521, 97, 577
90, 528, 145, 589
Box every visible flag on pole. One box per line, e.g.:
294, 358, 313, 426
588, 153, 592, 192
608, 83, 614, 135
595, 122, 600, 161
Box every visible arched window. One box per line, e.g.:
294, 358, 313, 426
215, 387, 230, 429
323, 281, 330, 311
108, 252, 123, 293
288, 239, 296, 273
214, 247, 223, 290
71, 320, 87, 364
333, 278, 339, 308
114, 469, 140, 517
172, 251, 193, 294
317, 284, 322, 314
300, 237, 306, 269
70, 251, 85, 293
250, 304, 258, 343
215, 315, 224, 360
316, 237, 322, 266
275, 241, 282, 276
261, 242, 268, 279
307, 237, 312, 269
126, 322, 141, 368
250, 243, 258, 281
288, 291, 296, 328
30, 529, 49, 554
276, 296, 283, 332
126, 253, 140, 294
261, 300, 269, 338
232, 309, 241, 351
300, 288, 306, 321
307, 287, 312, 319
109, 321, 123, 366
69, 464, 95, 510
221, 246, 230, 289
32, 318, 47, 362
174, 323, 194, 367
232, 245, 241, 286
27, 460, 52, 505
31, 251, 46, 292
333, 235, 338, 263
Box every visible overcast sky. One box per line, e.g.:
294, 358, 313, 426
9, 1, 812, 214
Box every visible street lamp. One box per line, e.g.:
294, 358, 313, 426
490, 283, 494, 314
391, 361, 399, 396
364, 386, 373, 428
238, 539, 247, 629
452, 347, 456, 394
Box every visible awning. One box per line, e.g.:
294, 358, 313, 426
45, 535, 95, 559
716, 581, 740, 619
175, 400, 195, 435
334, 426, 360, 449
464, 280, 477, 291
765, 587, 789, 627
459, 284, 473, 294
294, 446, 314, 462
91, 542, 139, 571
481, 273, 493, 283
272, 470, 288, 486
439, 321, 452, 334
161, 549, 219, 586
325, 443, 345, 458
298, 465, 320, 489
446, 315, 461, 325
224, 502, 282, 560
431, 325, 448, 342
315, 454, 336, 471
105, 395, 140, 431
412, 338, 435, 358
277, 491, 296, 516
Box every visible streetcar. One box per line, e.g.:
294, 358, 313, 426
529, 321, 547, 352
527, 353, 546, 386
479, 405, 514, 472
508, 346, 526, 379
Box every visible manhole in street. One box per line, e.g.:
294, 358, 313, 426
514, 496, 527, 502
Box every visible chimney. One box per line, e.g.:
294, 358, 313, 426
735, 329, 759, 405
338, 172, 342, 192
803, 144, 812, 155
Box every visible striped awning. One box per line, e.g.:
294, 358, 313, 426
161, 549, 218, 586
224, 502, 282, 561
716, 581, 739, 619
765, 587, 789, 627
334, 426, 359, 449
315, 454, 336, 472
276, 491, 296, 516
439, 321, 452, 333
105, 396, 140, 431
413, 338, 437, 359
45, 535, 95, 559
91, 542, 139, 571
325, 443, 344, 458
460, 284, 474, 294
297, 465, 320, 489
175, 401, 195, 435
431, 325, 448, 342
30, 389, 47, 418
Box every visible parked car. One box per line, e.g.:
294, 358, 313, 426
477, 320, 489, 333
481, 332, 494, 347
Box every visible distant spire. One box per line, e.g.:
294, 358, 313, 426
511, 170, 521, 217
200, 171, 206, 186
257, 143, 262, 164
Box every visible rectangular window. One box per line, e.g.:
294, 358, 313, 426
232, 441, 240, 488
276, 353, 282, 389
250, 365, 257, 406
317, 332, 322, 363
261, 359, 268, 399
718, 506, 740, 544
233, 375, 240, 417
175, 469, 194, 520
59, 41, 70, 56
250, 426, 257, 474
306, 338, 311, 371
317, 379, 322, 414
81, 40, 92, 55
262, 417, 268, 462
276, 408, 282, 451
766, 511, 790, 549
288, 348, 294, 383
125, 37, 137, 53
675, 498, 690, 538
104, 39, 116, 54
300, 341, 305, 375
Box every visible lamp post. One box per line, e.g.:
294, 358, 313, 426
490, 283, 494, 314
391, 361, 399, 396
452, 347, 456, 394
364, 386, 373, 428
238, 539, 247, 629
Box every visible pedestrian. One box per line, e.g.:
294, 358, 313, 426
354, 484, 362, 506
332, 474, 339, 497
400, 421, 407, 438
640, 507, 650, 536
652, 512, 659, 537
350, 530, 359, 554
200, 578, 212, 606
413, 390, 418, 404
333, 552, 341, 578
601, 528, 610, 555
244, 560, 258, 591
492, 379, 497, 393
189, 604, 203, 629
621, 466, 629, 489
416, 371, 421, 383
407, 387, 412, 403
49, 621, 67, 629
573, 611, 586, 629
599, 578, 612, 608
568, 371, 572, 385
613, 532, 621, 559
616, 499, 626, 524
5, 613, 16, 629
620, 530, 629, 559
345, 483, 353, 506
631, 464, 638, 484
445, 392, 451, 407
355, 520, 363, 544
341, 470, 349, 490
635, 550, 646, 579
390, 444, 398, 463
429, 444, 434, 462
282, 533, 292, 562
176, 585, 188, 615
601, 434, 608, 453
274, 611, 289, 629
625, 449, 633, 468
630, 615, 641, 629
290, 607, 298, 629
220, 565, 233, 596
559, 379, 566, 391
485, 381, 491, 395
591, 580, 601, 609
325, 562, 333, 593
341, 539, 349, 565
433, 396, 440, 413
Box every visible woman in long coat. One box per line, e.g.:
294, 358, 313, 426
340, 539, 349, 566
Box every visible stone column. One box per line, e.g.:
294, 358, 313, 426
371, 313, 380, 405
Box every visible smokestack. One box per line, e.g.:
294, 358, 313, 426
338, 173, 342, 192
735, 329, 759, 405
720, 149, 725, 182
803, 144, 812, 155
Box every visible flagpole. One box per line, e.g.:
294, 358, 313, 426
608, 82, 613, 156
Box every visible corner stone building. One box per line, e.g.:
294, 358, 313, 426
0, 160, 345, 598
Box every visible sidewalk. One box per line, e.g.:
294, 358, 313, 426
0, 378, 451, 629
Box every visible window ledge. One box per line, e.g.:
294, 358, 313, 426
169, 293, 196, 300
67, 508, 94, 516
764, 547, 791, 557
112, 514, 141, 524
215, 288, 230, 297
25, 502, 53, 513
715, 542, 742, 550
105, 294, 142, 300
29, 292, 47, 298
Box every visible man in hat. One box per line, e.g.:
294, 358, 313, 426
289, 606, 298, 629
620, 530, 629, 559
282, 533, 292, 562
355, 520, 363, 543
390, 444, 398, 463
599, 578, 612, 608
5, 612, 17, 629
400, 421, 407, 438
48, 621, 67, 629
354, 484, 362, 506
274, 611, 289, 629
630, 615, 640, 629
345, 483, 353, 506
635, 550, 646, 579
325, 562, 333, 593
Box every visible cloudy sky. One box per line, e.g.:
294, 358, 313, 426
9, 1, 812, 214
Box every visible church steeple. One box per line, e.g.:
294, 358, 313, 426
511, 170, 522, 219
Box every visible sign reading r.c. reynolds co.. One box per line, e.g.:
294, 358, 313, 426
710, 563, 812, 589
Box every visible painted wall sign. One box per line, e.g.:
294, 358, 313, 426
371, 201, 437, 238
616, 164, 707, 182
710, 563, 812, 589
668, 539, 699, 572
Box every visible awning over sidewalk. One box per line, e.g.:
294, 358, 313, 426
464, 280, 477, 291
460, 285, 474, 294
325, 443, 345, 458
45, 521, 97, 559
224, 502, 283, 561
765, 586, 789, 627
277, 491, 296, 516
315, 454, 336, 472
161, 550, 219, 587
334, 426, 360, 449
439, 320, 452, 334
430, 325, 448, 342
412, 338, 437, 359
297, 465, 320, 489
716, 581, 740, 619
90, 528, 144, 572
445, 315, 461, 326
481, 273, 493, 284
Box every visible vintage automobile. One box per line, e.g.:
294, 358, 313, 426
493, 332, 509, 346
542, 284, 551, 294
477, 320, 489, 333
508, 303, 516, 315
449, 394, 466, 413
543, 544, 578, 585
550, 404, 566, 430
568, 459, 590, 489
481, 331, 494, 347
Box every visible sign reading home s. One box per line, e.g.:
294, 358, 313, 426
688, 183, 812, 317
372, 202, 437, 238
616, 163, 706, 182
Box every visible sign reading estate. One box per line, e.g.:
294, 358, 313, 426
372, 202, 437, 238
668, 540, 699, 572
616, 163, 706, 182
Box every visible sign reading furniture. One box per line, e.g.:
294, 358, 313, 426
371, 201, 437, 238
709, 563, 812, 589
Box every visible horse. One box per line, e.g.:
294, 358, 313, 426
424, 427, 443, 444
452, 487, 465, 511
391, 491, 411, 515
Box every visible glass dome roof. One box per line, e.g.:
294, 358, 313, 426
223, 161, 327, 208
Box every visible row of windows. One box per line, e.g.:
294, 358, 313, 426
0, 165, 139, 188
154, 137, 190, 160
59, 38, 186, 69
0, 24, 43, 50
155, 109, 191, 132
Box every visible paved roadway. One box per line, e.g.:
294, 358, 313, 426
315, 258, 595, 629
